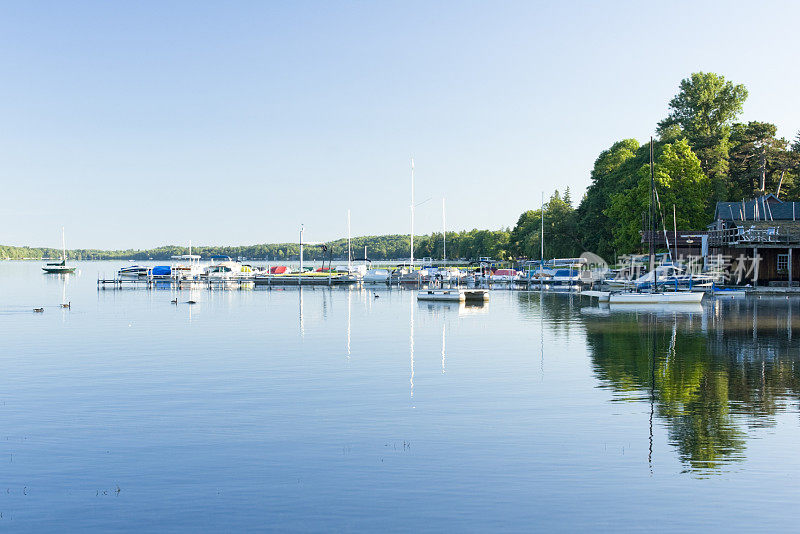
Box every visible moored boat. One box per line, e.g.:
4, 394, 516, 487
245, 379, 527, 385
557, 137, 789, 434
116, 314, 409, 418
119, 265, 149, 277
42, 227, 76, 274
608, 291, 704, 304
490, 268, 520, 282
606, 138, 708, 307
363, 268, 390, 284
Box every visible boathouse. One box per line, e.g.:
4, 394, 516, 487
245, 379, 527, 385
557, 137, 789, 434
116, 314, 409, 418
708, 195, 800, 286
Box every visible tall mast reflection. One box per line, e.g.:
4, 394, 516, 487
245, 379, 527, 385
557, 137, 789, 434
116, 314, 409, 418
441, 321, 446, 374
346, 288, 352, 359
60, 274, 69, 323
540, 292, 544, 381
410, 291, 415, 401
648, 314, 656, 475
299, 287, 304, 339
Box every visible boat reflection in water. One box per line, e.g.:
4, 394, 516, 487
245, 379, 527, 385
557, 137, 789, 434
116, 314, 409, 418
521, 292, 800, 475
417, 300, 489, 316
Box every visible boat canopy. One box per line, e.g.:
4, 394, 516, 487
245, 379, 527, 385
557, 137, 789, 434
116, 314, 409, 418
171, 254, 201, 260
553, 269, 578, 277
152, 266, 171, 276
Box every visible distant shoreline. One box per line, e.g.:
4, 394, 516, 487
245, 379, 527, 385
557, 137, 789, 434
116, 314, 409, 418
0, 229, 512, 262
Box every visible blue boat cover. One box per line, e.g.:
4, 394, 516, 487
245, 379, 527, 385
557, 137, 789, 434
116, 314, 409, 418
152, 266, 171, 276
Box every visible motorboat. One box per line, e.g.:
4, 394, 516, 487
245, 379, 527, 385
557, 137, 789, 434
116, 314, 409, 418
203, 256, 252, 280
490, 268, 520, 282
399, 269, 428, 284
336, 264, 367, 276
171, 254, 204, 279
118, 265, 149, 277
363, 268, 390, 284
151, 266, 172, 279
550, 268, 583, 286
424, 267, 464, 284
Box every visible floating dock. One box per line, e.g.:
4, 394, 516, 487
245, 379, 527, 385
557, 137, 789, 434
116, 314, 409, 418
97, 273, 360, 289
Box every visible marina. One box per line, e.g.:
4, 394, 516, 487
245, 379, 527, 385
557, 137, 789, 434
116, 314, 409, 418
4, 2, 799, 530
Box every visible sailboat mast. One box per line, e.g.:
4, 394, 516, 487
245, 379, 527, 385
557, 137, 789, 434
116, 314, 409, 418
61, 226, 66, 262
347, 209, 352, 271
442, 198, 446, 263
649, 137, 655, 274
299, 224, 304, 272
673, 204, 677, 263
410, 158, 415, 270
540, 192, 545, 268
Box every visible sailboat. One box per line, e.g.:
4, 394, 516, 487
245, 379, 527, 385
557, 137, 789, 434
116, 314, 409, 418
400, 158, 423, 285
608, 138, 703, 305
42, 227, 77, 274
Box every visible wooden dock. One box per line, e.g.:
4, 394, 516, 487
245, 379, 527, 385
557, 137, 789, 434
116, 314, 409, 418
96, 274, 359, 289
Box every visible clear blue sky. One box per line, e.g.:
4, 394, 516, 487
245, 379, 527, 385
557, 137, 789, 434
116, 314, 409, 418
2, 1, 798, 249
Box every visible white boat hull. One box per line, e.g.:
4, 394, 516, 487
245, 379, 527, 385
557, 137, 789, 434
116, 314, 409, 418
609, 291, 704, 304
363, 269, 390, 283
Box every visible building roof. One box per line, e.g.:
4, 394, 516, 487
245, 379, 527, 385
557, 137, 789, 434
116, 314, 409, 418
715, 195, 800, 222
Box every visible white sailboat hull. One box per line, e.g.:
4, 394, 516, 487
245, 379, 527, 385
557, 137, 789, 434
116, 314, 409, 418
609, 291, 704, 304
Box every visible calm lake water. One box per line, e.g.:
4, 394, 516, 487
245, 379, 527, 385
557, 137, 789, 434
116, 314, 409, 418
2, 261, 800, 531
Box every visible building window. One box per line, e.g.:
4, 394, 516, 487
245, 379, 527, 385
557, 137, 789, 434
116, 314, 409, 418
778, 254, 789, 272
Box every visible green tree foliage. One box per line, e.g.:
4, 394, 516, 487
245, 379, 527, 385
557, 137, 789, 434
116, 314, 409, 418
728, 121, 797, 200
573, 72, 800, 256
576, 139, 647, 258
657, 72, 748, 200
605, 139, 711, 252
510, 190, 579, 259
0, 230, 512, 262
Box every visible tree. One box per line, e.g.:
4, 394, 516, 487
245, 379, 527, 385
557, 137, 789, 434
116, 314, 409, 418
657, 72, 748, 200
510, 190, 579, 260
576, 139, 644, 259
606, 139, 711, 253
729, 121, 795, 200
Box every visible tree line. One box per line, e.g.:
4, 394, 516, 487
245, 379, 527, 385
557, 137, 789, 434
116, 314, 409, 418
509, 72, 800, 261
0, 228, 511, 262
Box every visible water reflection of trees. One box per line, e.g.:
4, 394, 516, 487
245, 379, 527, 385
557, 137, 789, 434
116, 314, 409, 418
515, 291, 580, 336
547, 297, 800, 473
